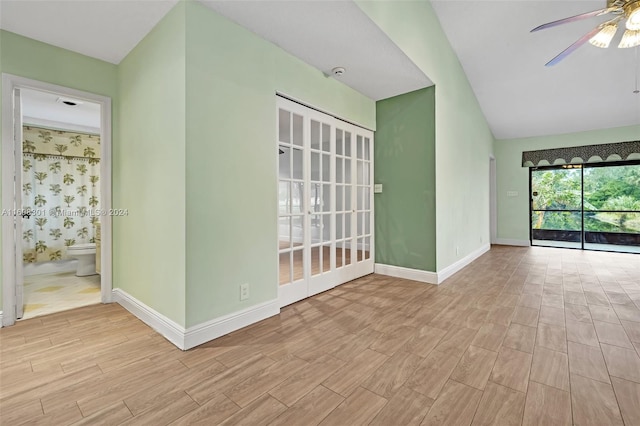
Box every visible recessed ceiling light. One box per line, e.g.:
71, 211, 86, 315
56, 97, 83, 107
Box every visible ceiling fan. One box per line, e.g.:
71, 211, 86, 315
532, 0, 640, 66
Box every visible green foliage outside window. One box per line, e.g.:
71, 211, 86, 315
532, 164, 640, 233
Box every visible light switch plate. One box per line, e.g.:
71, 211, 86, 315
374, 184, 383, 193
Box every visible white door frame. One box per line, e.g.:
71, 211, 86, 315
12, 87, 25, 319
1, 73, 113, 326
490, 155, 497, 244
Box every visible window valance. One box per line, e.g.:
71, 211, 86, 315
522, 140, 640, 167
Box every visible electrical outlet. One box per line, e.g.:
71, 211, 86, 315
240, 283, 250, 301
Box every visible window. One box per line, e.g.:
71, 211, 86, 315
530, 161, 640, 253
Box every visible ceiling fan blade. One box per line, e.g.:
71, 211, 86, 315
545, 26, 603, 66
531, 7, 616, 32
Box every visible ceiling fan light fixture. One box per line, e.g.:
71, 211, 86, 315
619, 29, 640, 47
625, 1, 640, 30
589, 23, 618, 48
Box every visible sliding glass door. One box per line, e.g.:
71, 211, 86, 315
583, 163, 640, 252
530, 161, 640, 253
531, 166, 582, 249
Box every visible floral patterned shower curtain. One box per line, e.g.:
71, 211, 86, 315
22, 126, 100, 263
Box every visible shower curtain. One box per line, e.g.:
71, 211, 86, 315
22, 126, 101, 263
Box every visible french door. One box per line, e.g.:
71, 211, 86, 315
277, 97, 374, 307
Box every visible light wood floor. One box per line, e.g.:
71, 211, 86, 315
1, 245, 640, 425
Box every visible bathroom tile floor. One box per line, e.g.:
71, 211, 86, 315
21, 272, 100, 320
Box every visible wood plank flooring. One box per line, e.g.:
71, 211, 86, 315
1, 245, 640, 425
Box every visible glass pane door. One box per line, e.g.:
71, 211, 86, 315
583, 163, 640, 253
277, 97, 374, 307
531, 166, 582, 249
309, 118, 335, 294
355, 135, 372, 264
335, 128, 352, 270
278, 108, 307, 304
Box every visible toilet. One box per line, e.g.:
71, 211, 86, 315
67, 243, 97, 276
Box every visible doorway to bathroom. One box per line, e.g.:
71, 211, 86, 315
2, 74, 113, 325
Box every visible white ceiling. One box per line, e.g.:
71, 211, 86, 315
199, 1, 433, 100
0, 0, 432, 101
3, 0, 637, 139
0, 0, 179, 64
431, 0, 640, 140
21, 88, 101, 132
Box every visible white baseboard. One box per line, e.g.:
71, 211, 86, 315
375, 244, 491, 285
0, 311, 3, 328
112, 289, 186, 349
184, 299, 279, 350
437, 243, 491, 283
494, 239, 530, 247
113, 288, 280, 351
374, 263, 438, 284
24, 260, 78, 276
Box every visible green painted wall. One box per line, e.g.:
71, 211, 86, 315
3, 0, 635, 338
1, 2, 373, 328
0, 30, 117, 96
375, 87, 436, 271
183, 1, 375, 327
494, 124, 640, 243
356, 1, 495, 271
117, 2, 187, 326
0, 29, 117, 314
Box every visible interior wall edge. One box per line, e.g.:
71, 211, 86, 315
374, 263, 438, 285
113, 288, 186, 350
113, 287, 280, 351
436, 243, 490, 284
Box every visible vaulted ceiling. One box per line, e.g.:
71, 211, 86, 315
199, 0, 433, 101
0, 0, 432, 102
0, 0, 179, 64
2, 1, 638, 140
432, 0, 640, 139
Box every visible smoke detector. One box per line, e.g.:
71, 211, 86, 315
331, 67, 346, 76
